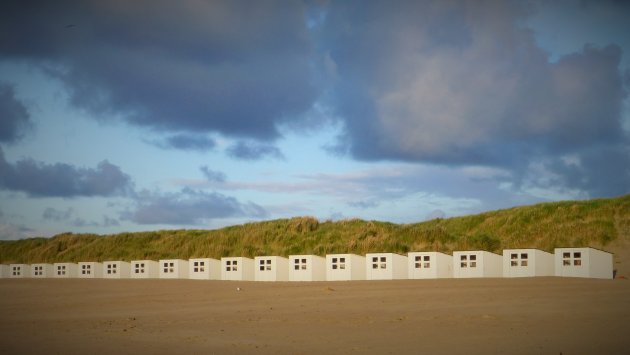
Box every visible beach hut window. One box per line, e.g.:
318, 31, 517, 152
35, 266, 43, 276
134, 263, 144, 274
57, 265, 66, 275
12, 266, 20, 276
193, 261, 205, 273
107, 264, 118, 274
259, 259, 272, 271
294, 258, 307, 270
331, 257, 346, 270
226, 260, 238, 272
82, 264, 91, 275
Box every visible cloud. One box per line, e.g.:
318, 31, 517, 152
0, 0, 320, 141
0, 148, 133, 197
42, 207, 73, 221
0, 82, 31, 143
320, 1, 629, 197
226, 141, 285, 160
151, 134, 216, 152
122, 188, 267, 225
0, 223, 35, 240
200, 166, 226, 183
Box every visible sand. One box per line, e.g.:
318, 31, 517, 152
1, 278, 629, 354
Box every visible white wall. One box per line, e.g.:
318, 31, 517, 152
555, 248, 613, 279
9, 264, 30, 278
103, 261, 131, 279
53, 263, 78, 278
130, 260, 159, 279
408, 252, 453, 279
221, 257, 255, 281
326, 254, 366, 281
189, 258, 221, 280
255, 256, 289, 281
30, 263, 54, 278
503, 249, 554, 278
78, 262, 103, 278
289, 255, 326, 281
365, 253, 408, 280
453, 251, 502, 278
159, 259, 189, 279
0, 264, 9, 278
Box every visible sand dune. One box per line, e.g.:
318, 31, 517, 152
1, 278, 629, 354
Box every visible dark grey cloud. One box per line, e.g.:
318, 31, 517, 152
102, 215, 120, 227
0, 83, 31, 143
226, 141, 284, 160
0, 0, 319, 141
0, 148, 133, 197
200, 166, 226, 183
151, 134, 216, 152
122, 188, 267, 225
320, 1, 629, 197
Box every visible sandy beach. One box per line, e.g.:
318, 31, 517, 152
1, 278, 629, 354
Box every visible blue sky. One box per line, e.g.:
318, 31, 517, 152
1, 0, 629, 239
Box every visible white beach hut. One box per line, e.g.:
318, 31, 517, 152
554, 247, 613, 279
31, 263, 54, 278
325, 254, 366, 281
365, 253, 408, 280
289, 255, 326, 281
53, 263, 78, 278
103, 261, 131, 279
0, 264, 9, 278
159, 259, 189, 279
453, 251, 503, 278
189, 258, 221, 280
221, 257, 255, 281
255, 256, 289, 282
130, 260, 159, 279
78, 262, 103, 278
9, 264, 30, 278
503, 249, 554, 278
408, 252, 453, 279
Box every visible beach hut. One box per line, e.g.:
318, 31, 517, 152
53, 263, 78, 278
0, 264, 9, 278
9, 264, 30, 278
78, 262, 103, 278
503, 249, 554, 278
221, 257, 255, 281
159, 259, 189, 279
325, 254, 366, 281
453, 251, 502, 278
31, 263, 54, 278
189, 258, 221, 280
103, 261, 131, 279
365, 253, 408, 280
130, 260, 159, 279
554, 247, 613, 279
289, 255, 326, 281
408, 252, 453, 279
255, 256, 289, 282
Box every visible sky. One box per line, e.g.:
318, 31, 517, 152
0, 0, 629, 239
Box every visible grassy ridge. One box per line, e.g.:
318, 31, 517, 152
1, 195, 629, 263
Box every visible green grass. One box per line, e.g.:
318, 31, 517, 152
1, 194, 629, 263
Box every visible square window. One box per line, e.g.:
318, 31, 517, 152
423, 263, 430, 268
339, 264, 345, 270
423, 256, 430, 261
260, 266, 265, 271
563, 252, 570, 258
294, 265, 300, 270
521, 261, 528, 267
380, 257, 386, 262
332, 265, 338, 270
163, 268, 168, 273
266, 260, 271, 265
415, 263, 421, 268
266, 266, 271, 271
521, 253, 528, 259
574, 260, 581, 266
332, 258, 337, 263
301, 265, 306, 270
340, 258, 346, 263
226, 260, 232, 266
233, 266, 238, 271
574, 252, 581, 258
415, 256, 421, 262
169, 262, 174, 267
294, 259, 300, 264
470, 255, 477, 261
461, 262, 467, 268
380, 263, 386, 269
461, 255, 467, 261
372, 257, 378, 262
260, 260, 265, 265
511, 261, 518, 267
372, 264, 378, 269
511, 253, 518, 259
563, 260, 571, 266
470, 262, 477, 267
301, 259, 306, 263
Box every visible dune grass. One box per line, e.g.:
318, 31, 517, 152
1, 194, 629, 263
